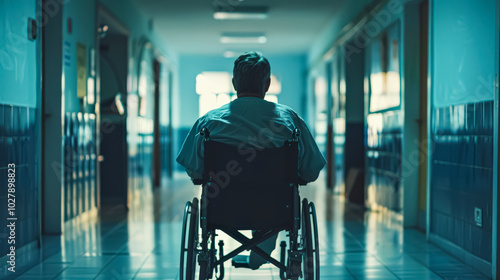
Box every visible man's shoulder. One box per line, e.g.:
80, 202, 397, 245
273, 103, 301, 120
201, 105, 230, 120
277, 103, 295, 112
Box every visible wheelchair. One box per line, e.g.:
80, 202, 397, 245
180, 128, 320, 280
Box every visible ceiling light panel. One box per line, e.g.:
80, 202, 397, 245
214, 6, 269, 20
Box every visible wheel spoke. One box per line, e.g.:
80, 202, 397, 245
301, 199, 314, 280
309, 202, 320, 280
179, 198, 199, 280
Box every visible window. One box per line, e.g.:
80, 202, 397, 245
196, 71, 281, 117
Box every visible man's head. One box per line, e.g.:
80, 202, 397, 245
232, 52, 271, 98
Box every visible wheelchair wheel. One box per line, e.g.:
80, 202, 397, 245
301, 199, 319, 280
180, 198, 199, 280
301, 199, 314, 279
198, 259, 208, 280
310, 202, 320, 279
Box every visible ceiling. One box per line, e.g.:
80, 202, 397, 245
133, 0, 347, 56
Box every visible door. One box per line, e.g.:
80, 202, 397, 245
343, 38, 365, 205
96, 7, 129, 208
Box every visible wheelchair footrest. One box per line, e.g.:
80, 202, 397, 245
231, 255, 251, 269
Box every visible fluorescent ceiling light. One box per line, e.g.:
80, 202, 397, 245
214, 12, 268, 20
221, 33, 267, 44
214, 6, 268, 20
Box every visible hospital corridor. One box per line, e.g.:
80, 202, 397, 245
0, 0, 499, 279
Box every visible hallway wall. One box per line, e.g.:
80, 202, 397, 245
1, 0, 178, 267
429, 0, 496, 267
305, 0, 498, 276
0, 0, 41, 261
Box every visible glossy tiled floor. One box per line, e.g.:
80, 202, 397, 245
8, 173, 490, 279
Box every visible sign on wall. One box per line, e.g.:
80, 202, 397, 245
76, 42, 87, 99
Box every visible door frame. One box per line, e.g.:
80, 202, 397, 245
95, 4, 130, 209
159, 57, 175, 179
41, 0, 64, 234
153, 59, 160, 187
36, 0, 43, 243
425, 0, 434, 240
417, 0, 429, 232
493, 0, 499, 278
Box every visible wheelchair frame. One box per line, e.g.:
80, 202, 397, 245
180, 128, 320, 280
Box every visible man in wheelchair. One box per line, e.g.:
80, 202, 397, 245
177, 52, 325, 279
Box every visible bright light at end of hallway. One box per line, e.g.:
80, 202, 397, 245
196, 72, 233, 95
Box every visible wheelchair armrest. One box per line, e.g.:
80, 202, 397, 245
192, 178, 206, 185
298, 178, 309, 186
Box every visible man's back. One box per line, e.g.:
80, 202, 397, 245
177, 97, 325, 182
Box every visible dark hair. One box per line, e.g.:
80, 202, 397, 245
233, 52, 271, 94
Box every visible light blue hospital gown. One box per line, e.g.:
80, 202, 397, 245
176, 96, 326, 182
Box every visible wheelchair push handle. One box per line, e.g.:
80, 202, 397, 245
200, 127, 210, 141
292, 128, 300, 141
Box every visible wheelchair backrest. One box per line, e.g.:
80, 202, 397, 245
202, 140, 299, 231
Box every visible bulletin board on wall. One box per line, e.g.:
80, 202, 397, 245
432, 0, 495, 107
0, 0, 38, 107
368, 21, 401, 113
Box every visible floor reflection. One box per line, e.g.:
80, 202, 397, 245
11, 173, 489, 279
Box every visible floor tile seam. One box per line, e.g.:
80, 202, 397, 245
371, 254, 413, 280
46, 262, 72, 280
131, 252, 153, 279
114, 227, 155, 255
91, 253, 121, 280
404, 253, 447, 280
341, 222, 411, 280
99, 218, 129, 241
103, 221, 150, 255
342, 264, 364, 279
11, 267, 53, 279
12, 246, 82, 278
67, 254, 117, 272
408, 249, 489, 277
340, 225, 367, 254
14, 257, 76, 279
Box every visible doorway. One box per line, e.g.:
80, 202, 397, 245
153, 59, 160, 187
343, 40, 365, 205
96, 6, 129, 208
